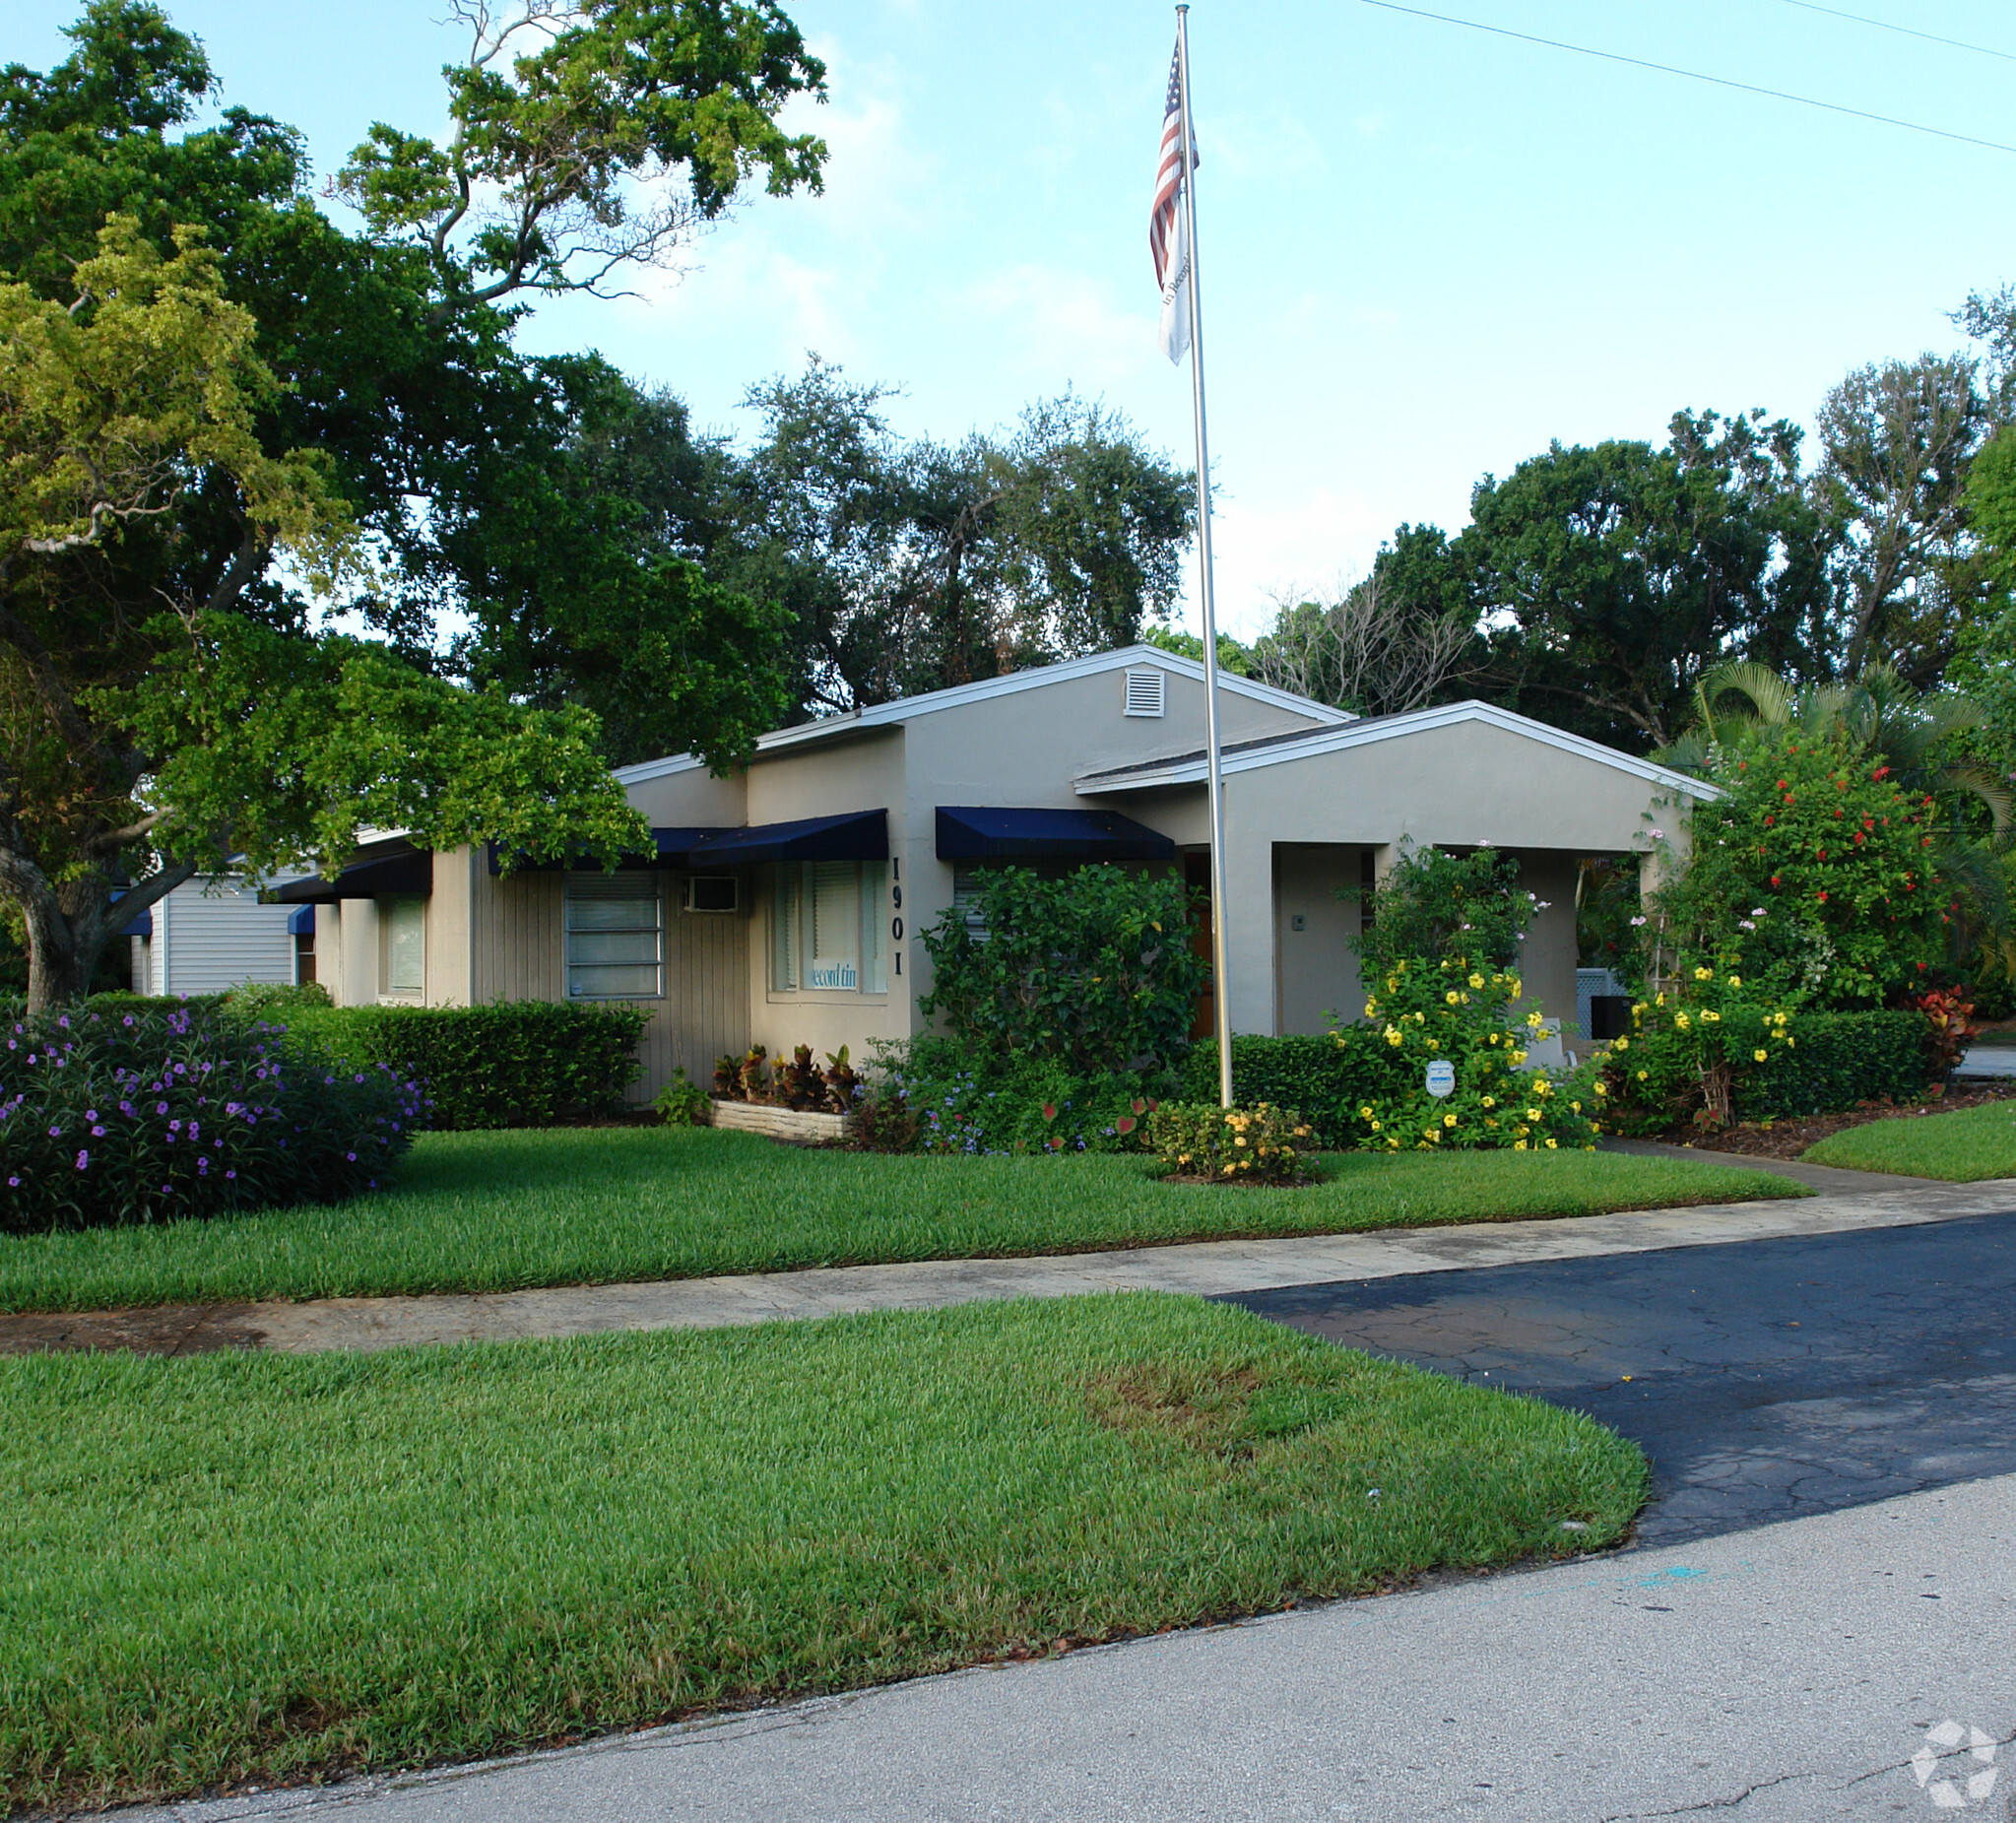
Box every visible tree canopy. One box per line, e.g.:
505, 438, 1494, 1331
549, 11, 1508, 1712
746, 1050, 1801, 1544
726, 362, 1194, 716
0, 0, 827, 1009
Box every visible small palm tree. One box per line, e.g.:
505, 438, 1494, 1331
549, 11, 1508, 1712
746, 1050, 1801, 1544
1661, 659, 2011, 834
1659, 659, 2015, 984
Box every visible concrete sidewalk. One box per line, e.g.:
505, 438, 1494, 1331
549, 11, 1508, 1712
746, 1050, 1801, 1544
106, 1469, 2016, 1823
11, 1175, 2016, 1358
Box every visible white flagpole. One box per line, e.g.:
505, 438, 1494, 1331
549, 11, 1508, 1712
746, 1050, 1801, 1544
1174, 4, 1234, 1110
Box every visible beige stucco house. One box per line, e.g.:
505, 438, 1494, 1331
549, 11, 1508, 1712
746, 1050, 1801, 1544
283, 646, 1707, 1100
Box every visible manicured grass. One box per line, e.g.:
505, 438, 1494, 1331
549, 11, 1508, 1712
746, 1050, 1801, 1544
0, 1293, 1646, 1813
1803, 1098, 2016, 1180
0, 1128, 1798, 1314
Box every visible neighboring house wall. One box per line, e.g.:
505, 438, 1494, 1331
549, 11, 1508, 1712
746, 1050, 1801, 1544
133, 875, 301, 997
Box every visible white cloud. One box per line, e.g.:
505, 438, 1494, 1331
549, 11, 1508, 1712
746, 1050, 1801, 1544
1179, 485, 1392, 643
946, 262, 1162, 400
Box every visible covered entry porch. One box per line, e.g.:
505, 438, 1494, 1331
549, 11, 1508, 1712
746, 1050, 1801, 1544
1074, 700, 1713, 1046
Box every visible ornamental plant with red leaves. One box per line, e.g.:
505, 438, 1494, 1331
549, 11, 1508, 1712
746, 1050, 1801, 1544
1914, 987, 1978, 1079
1661, 731, 1950, 1007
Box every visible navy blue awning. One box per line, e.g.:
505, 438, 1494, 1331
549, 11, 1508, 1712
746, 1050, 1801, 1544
288, 905, 315, 937
685, 810, 887, 866
935, 806, 1174, 864
271, 847, 432, 904
118, 907, 153, 940
485, 827, 732, 876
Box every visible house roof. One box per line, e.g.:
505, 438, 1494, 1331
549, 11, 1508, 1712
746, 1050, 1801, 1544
1073, 699, 1721, 799
612, 646, 1352, 786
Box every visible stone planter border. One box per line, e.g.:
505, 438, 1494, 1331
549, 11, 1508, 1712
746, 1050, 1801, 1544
704, 1098, 855, 1143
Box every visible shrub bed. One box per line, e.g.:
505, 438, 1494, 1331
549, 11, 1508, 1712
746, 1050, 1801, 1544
279, 1002, 649, 1131
1147, 1101, 1317, 1183
1181, 1032, 1391, 1143
0, 1004, 424, 1234
1732, 1009, 1934, 1120
866, 1037, 1164, 1155
917, 864, 1204, 1076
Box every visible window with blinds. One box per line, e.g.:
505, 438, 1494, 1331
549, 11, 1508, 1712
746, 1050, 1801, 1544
769, 860, 887, 994
564, 873, 663, 1000
380, 896, 426, 1000
950, 865, 990, 940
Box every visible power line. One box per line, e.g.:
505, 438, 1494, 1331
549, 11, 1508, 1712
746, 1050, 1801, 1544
1359, 0, 2016, 157
1778, 0, 2016, 67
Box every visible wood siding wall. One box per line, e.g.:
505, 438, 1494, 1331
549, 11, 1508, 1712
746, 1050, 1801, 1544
469, 859, 748, 1101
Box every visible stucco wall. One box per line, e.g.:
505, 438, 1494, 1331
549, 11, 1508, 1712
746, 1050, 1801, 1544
1085, 717, 1692, 1037
889, 667, 1325, 1039
425, 848, 475, 1006
1273, 845, 1362, 1034
338, 897, 378, 1004
1512, 852, 1583, 1035
621, 761, 748, 829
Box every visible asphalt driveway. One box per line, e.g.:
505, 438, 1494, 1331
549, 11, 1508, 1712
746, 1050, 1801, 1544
1225, 1207, 2016, 1545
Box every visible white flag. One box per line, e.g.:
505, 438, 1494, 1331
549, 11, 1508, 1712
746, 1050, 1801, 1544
1157, 189, 1193, 363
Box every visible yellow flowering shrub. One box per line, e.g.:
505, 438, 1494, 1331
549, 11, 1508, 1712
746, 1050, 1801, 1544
1346, 956, 1601, 1152
1599, 955, 1797, 1133
1146, 1101, 1317, 1185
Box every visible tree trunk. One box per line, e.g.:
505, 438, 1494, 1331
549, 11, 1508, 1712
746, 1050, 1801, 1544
0, 846, 196, 1015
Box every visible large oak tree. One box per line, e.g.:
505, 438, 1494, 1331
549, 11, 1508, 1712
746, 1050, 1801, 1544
0, 1, 824, 1009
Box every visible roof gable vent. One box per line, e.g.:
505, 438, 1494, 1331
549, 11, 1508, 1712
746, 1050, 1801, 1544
1123, 668, 1166, 718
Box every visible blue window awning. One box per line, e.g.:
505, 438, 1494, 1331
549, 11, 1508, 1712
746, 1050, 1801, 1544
288, 905, 316, 937
935, 806, 1174, 864
685, 810, 888, 867
485, 827, 733, 876
118, 907, 153, 940
271, 847, 432, 904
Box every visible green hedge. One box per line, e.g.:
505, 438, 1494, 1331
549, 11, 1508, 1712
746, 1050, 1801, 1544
276, 1002, 651, 1131
1732, 1009, 1933, 1120
1181, 1030, 1394, 1144
0, 992, 232, 1020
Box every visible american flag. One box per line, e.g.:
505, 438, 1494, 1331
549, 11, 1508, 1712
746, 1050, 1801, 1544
1149, 39, 1196, 361
1149, 43, 1186, 291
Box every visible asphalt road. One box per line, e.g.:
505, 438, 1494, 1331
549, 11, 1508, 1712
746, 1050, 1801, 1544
1225, 1208, 2016, 1545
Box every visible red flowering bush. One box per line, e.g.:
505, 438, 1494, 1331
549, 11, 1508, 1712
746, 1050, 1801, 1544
1660, 732, 1950, 1006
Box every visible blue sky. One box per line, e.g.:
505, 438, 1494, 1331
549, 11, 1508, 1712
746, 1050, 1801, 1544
12, 0, 2016, 638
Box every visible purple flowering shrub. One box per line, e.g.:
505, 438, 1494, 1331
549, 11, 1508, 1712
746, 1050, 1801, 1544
0, 1004, 428, 1234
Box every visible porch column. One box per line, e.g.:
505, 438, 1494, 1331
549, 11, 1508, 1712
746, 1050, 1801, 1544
1219, 819, 1278, 1037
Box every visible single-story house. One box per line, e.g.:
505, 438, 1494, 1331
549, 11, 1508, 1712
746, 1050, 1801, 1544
125, 873, 316, 998
282, 645, 1710, 1100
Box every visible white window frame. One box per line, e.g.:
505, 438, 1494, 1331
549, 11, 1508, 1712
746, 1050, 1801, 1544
768, 860, 887, 998
564, 873, 665, 1002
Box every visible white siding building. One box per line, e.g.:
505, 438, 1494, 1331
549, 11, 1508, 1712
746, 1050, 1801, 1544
128, 874, 314, 997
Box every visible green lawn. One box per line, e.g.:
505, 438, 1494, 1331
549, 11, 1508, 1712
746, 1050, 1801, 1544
1803, 1098, 2016, 1180
1, 1293, 1646, 1814
0, 1127, 1798, 1313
